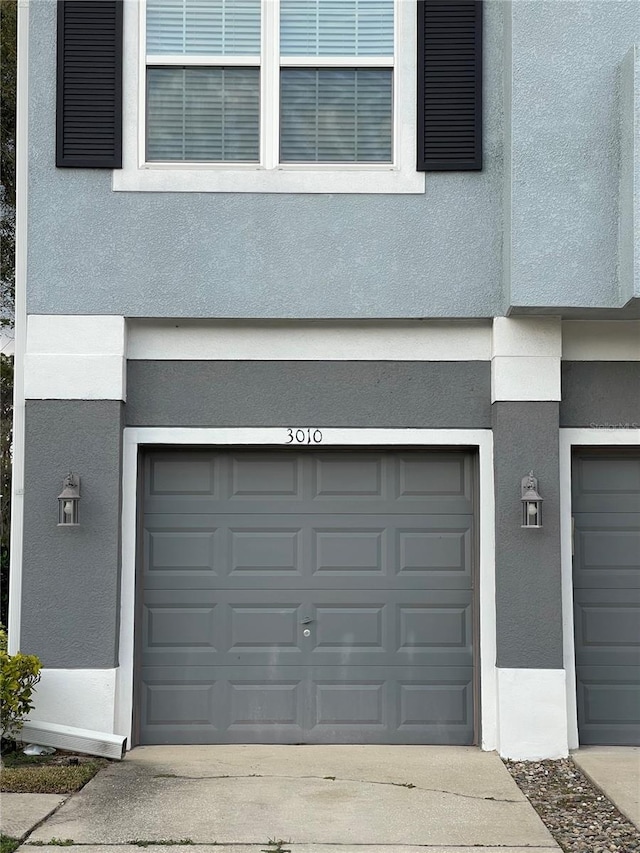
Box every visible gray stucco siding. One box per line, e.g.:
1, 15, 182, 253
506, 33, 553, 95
492, 401, 563, 669
125, 361, 491, 428
25, 1, 640, 319
21, 401, 124, 668
505, 0, 640, 311
26, 0, 505, 319
560, 362, 640, 428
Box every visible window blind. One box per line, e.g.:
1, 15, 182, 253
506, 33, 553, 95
280, 68, 392, 162
280, 0, 394, 56
146, 0, 261, 55
147, 66, 260, 161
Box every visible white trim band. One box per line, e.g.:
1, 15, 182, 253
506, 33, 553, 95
491, 318, 562, 402
24, 316, 127, 400
562, 320, 640, 361
8, 0, 30, 654
126, 320, 492, 361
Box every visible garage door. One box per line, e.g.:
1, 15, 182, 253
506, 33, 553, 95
573, 450, 640, 745
137, 450, 476, 745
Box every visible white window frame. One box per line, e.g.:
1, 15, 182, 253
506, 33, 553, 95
113, 0, 425, 193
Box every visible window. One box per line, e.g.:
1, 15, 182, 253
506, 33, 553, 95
113, 0, 423, 192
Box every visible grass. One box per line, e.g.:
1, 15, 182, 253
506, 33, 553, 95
0, 836, 21, 853
1, 751, 107, 794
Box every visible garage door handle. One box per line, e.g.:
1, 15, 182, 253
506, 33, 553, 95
300, 617, 314, 625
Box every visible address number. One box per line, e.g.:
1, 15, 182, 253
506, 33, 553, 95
286, 428, 323, 445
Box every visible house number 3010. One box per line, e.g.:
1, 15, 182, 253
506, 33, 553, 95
286, 428, 323, 445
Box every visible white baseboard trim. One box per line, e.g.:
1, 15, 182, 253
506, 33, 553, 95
29, 669, 117, 734
496, 668, 569, 760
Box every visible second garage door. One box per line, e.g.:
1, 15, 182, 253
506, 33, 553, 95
137, 449, 476, 745
573, 450, 640, 745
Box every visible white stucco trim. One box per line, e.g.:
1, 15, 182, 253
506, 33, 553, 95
24, 316, 127, 400
562, 320, 640, 361
24, 354, 127, 401
27, 315, 126, 354
29, 669, 118, 734
559, 427, 640, 749
491, 318, 562, 402
8, 0, 30, 654
493, 317, 562, 358
496, 668, 568, 760
127, 320, 492, 361
116, 427, 497, 751
491, 356, 561, 402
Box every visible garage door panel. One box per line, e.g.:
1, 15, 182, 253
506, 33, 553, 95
572, 455, 640, 514
144, 514, 473, 591
576, 666, 640, 746
145, 451, 475, 515
140, 665, 474, 745
144, 524, 220, 576
573, 588, 640, 668
573, 514, 640, 588
139, 449, 476, 745
573, 451, 640, 746
142, 588, 473, 668
147, 454, 219, 497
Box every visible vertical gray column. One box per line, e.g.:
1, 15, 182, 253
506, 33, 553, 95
21, 400, 124, 667
492, 401, 563, 668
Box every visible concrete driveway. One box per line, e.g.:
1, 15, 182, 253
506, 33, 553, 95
23, 745, 560, 852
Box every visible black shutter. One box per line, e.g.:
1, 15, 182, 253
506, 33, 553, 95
56, 0, 123, 168
417, 1, 482, 171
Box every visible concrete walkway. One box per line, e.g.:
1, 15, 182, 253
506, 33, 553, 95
0, 793, 65, 839
573, 746, 640, 829
13, 745, 559, 852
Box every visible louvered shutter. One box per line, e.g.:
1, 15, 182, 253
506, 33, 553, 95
56, 0, 123, 168
417, 0, 482, 171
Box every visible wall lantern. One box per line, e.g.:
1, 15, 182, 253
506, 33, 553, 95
521, 471, 542, 529
58, 473, 80, 526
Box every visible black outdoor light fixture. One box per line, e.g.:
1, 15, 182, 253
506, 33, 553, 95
521, 471, 543, 529
58, 472, 80, 526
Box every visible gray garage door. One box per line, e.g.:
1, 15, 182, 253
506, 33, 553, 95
573, 450, 640, 745
137, 450, 476, 745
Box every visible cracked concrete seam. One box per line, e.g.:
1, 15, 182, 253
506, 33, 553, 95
149, 773, 523, 803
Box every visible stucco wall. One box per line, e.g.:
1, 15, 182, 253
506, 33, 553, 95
492, 401, 563, 669
26, 0, 507, 318
504, 1, 639, 311
125, 360, 492, 427
560, 362, 640, 427
26, 1, 640, 319
21, 401, 124, 668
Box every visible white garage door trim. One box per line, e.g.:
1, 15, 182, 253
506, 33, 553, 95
560, 427, 640, 750
116, 427, 496, 749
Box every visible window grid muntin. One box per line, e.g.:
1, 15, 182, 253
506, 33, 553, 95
141, 0, 398, 168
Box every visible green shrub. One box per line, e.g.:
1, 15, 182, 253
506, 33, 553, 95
0, 625, 42, 740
